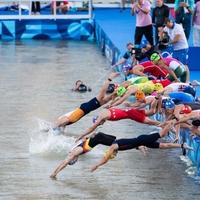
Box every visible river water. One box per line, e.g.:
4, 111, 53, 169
0, 40, 199, 200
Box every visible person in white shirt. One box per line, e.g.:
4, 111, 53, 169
162, 18, 189, 65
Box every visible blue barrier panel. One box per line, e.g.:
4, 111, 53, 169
188, 47, 200, 71
0, 19, 94, 40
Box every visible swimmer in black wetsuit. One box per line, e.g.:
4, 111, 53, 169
50, 72, 119, 133
90, 121, 193, 172
50, 132, 117, 179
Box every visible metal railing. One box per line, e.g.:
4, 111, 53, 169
0, 0, 93, 20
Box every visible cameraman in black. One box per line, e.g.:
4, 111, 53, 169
112, 42, 153, 69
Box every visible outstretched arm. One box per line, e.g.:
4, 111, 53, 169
50, 147, 83, 179
76, 112, 108, 142
110, 87, 136, 107
175, 112, 196, 125
90, 144, 118, 172
159, 120, 176, 138
160, 63, 179, 82
50, 159, 69, 179
112, 58, 126, 68
96, 72, 119, 101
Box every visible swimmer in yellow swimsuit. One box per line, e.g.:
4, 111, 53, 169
51, 72, 119, 133
50, 132, 116, 179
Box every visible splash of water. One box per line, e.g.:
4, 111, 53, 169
29, 118, 75, 156
29, 118, 104, 157
180, 155, 200, 183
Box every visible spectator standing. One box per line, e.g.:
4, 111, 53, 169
193, 0, 200, 46
51, 1, 69, 14
152, 0, 169, 44
162, 18, 189, 65
31, 1, 40, 15
121, 0, 127, 11
131, 0, 154, 46
120, 0, 134, 11
175, 0, 194, 40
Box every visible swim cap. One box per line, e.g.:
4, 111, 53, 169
117, 86, 127, 97
162, 99, 175, 109
181, 105, 192, 114
150, 52, 161, 62
154, 83, 163, 92
192, 119, 200, 127
142, 84, 154, 95
78, 84, 87, 92
128, 76, 148, 84
135, 90, 145, 101
122, 64, 132, 73
106, 83, 115, 94
183, 86, 196, 97
104, 149, 118, 160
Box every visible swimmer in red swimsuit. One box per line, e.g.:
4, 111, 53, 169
76, 105, 161, 142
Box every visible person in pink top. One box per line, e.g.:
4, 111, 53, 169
193, 0, 200, 46
149, 51, 189, 82
131, 0, 154, 45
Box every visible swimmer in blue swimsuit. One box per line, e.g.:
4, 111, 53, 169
90, 121, 193, 172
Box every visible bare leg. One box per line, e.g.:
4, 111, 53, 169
55, 115, 70, 128
120, 0, 126, 10
159, 142, 193, 150
50, 147, 83, 179
96, 72, 119, 103
54, 108, 84, 129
